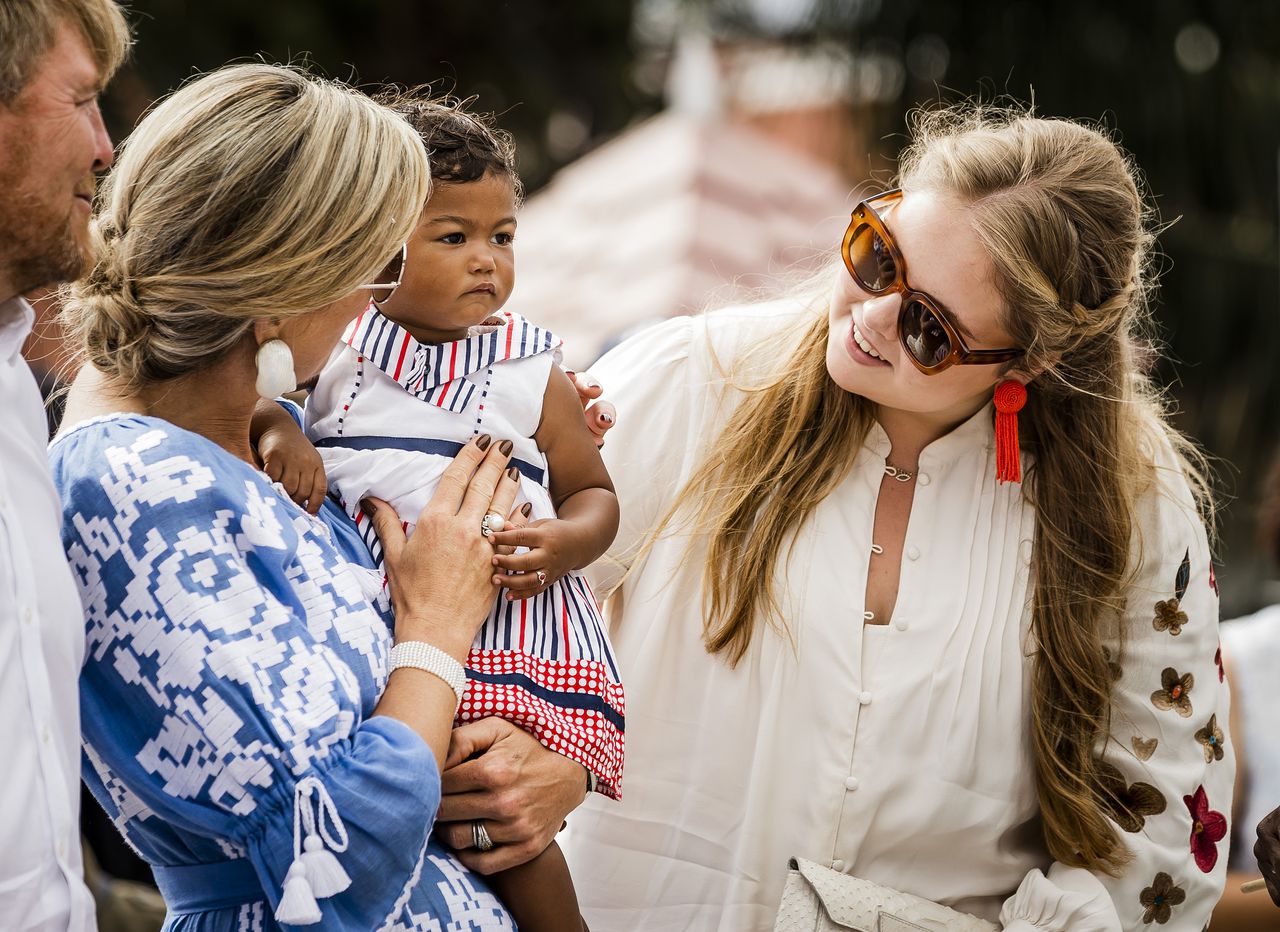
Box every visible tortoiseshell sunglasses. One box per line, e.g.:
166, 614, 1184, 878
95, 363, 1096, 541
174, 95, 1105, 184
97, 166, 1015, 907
841, 189, 1022, 374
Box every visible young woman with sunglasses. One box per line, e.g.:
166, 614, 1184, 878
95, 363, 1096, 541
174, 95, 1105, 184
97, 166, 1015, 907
563, 105, 1232, 930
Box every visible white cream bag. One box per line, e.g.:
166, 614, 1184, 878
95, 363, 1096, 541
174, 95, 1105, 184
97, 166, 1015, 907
774, 857, 1000, 932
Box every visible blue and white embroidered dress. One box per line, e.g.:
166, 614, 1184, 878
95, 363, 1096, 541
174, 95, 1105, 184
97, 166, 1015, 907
50, 413, 516, 931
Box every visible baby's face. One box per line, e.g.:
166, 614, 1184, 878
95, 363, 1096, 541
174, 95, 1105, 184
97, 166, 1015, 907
379, 172, 517, 343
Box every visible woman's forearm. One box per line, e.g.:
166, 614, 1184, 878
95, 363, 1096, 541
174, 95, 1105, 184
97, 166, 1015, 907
372, 608, 478, 771
373, 668, 461, 773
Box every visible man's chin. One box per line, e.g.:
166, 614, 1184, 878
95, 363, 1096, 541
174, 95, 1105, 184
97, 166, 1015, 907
13, 227, 91, 296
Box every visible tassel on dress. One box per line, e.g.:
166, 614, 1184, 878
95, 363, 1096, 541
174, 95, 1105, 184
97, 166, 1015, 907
300, 832, 352, 898
275, 776, 351, 925
994, 380, 1027, 484
276, 861, 322, 925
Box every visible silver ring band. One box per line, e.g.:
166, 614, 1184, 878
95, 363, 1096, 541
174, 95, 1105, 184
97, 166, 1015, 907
536, 570, 547, 585
472, 819, 495, 852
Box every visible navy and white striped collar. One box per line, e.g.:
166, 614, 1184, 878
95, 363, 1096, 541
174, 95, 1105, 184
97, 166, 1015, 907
341, 304, 560, 413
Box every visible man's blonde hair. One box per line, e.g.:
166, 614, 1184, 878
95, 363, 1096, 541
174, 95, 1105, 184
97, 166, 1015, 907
0, 0, 131, 104
62, 63, 431, 387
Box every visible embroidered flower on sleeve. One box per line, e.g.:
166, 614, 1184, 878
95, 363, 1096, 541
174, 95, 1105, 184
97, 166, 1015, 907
1153, 550, 1191, 636
1131, 736, 1158, 761
1150, 667, 1194, 717
1208, 562, 1218, 596
1139, 872, 1186, 924
1194, 714, 1225, 763
1214, 646, 1224, 682
1097, 760, 1167, 832
1183, 785, 1227, 873
1152, 600, 1187, 636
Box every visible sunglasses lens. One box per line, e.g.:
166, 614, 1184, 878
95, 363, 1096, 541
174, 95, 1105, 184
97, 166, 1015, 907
901, 300, 952, 369
850, 224, 897, 292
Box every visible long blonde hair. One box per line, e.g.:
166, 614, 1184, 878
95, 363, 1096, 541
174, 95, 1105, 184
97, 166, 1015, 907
61, 63, 431, 386
651, 103, 1211, 872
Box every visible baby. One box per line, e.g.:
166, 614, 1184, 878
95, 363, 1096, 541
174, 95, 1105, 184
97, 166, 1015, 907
251, 93, 620, 931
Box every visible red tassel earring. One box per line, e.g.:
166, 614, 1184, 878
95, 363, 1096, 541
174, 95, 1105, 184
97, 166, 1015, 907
994, 380, 1027, 484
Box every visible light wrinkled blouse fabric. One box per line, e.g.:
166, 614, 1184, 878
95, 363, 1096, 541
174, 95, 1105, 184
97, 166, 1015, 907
564, 302, 1232, 932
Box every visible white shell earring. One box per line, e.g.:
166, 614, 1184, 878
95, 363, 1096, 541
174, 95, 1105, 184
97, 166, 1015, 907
255, 339, 297, 399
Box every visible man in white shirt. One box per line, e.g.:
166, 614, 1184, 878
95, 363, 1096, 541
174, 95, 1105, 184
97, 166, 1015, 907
0, 2, 129, 929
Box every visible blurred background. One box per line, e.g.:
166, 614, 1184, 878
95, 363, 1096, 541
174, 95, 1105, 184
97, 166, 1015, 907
34, 1, 1276, 924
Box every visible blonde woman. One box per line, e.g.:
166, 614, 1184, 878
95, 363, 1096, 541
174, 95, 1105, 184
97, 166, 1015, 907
48, 64, 573, 930
566, 106, 1233, 931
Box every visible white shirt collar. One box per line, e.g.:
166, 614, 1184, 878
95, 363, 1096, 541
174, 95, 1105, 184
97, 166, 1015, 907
0, 296, 36, 363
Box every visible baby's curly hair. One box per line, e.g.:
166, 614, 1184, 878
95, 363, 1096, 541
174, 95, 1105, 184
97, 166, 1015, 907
377, 88, 522, 205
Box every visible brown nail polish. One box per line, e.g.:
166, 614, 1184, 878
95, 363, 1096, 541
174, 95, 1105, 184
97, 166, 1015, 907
476, 434, 492, 451
521, 502, 533, 517
359, 499, 375, 517
498, 439, 513, 456
505, 466, 518, 482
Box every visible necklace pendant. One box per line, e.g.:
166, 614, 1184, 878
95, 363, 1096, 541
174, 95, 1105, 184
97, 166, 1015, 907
884, 465, 913, 482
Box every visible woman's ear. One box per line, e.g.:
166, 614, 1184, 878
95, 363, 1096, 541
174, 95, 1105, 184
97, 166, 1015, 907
1005, 352, 1060, 387
251, 317, 285, 346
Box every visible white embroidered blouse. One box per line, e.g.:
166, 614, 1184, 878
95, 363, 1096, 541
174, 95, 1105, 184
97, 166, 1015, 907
564, 301, 1233, 931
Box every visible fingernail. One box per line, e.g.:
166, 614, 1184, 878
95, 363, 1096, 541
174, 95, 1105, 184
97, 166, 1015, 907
359, 498, 375, 517
521, 502, 532, 517
587, 379, 599, 389
498, 439, 513, 456
476, 434, 492, 451
507, 466, 520, 482
599, 411, 614, 424
565, 370, 576, 380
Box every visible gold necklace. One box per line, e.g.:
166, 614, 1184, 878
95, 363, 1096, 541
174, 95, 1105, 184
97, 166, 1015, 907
883, 464, 914, 482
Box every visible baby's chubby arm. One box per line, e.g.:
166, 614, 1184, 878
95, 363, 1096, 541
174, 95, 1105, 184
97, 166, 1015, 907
249, 398, 329, 515
489, 366, 619, 598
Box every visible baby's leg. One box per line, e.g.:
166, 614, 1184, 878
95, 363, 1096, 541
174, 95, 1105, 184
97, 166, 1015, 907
487, 838, 589, 932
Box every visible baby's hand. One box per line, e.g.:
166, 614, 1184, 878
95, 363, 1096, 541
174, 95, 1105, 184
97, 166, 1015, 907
259, 425, 328, 515
489, 518, 590, 600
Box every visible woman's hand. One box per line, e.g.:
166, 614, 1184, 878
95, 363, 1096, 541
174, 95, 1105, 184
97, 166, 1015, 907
568, 370, 615, 448
363, 435, 519, 657
436, 717, 588, 873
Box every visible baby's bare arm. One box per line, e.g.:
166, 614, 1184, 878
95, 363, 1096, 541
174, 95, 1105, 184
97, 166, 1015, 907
488, 367, 619, 596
